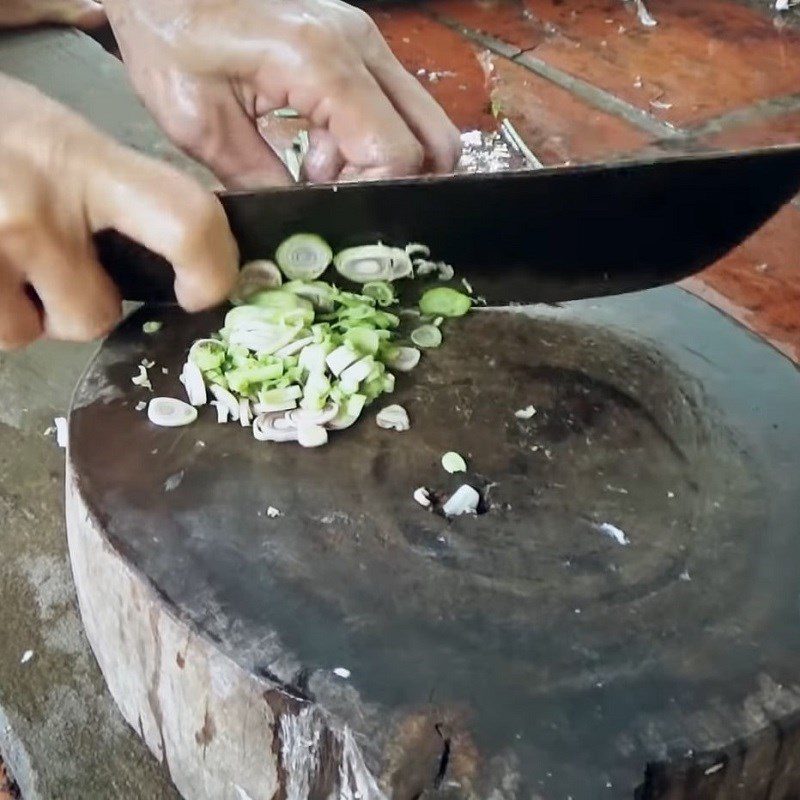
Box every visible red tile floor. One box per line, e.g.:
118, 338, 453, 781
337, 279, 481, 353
369, 0, 800, 361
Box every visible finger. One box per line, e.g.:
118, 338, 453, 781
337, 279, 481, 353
284, 63, 424, 180
366, 47, 462, 174
0, 270, 42, 350
66, 0, 107, 30
23, 236, 122, 342
302, 128, 344, 184
84, 141, 239, 312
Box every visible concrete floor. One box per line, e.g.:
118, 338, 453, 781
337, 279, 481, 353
0, 1, 798, 797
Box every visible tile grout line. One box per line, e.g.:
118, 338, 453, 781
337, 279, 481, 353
430, 12, 685, 140
687, 92, 800, 137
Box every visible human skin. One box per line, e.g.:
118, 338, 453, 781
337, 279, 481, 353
0, 0, 106, 29
0, 74, 238, 349
103, 0, 462, 187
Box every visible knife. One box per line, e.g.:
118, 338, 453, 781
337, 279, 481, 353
95, 144, 800, 305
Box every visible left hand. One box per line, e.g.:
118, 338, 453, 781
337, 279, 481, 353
0, 0, 106, 29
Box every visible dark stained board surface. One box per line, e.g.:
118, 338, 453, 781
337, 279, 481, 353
69, 288, 800, 798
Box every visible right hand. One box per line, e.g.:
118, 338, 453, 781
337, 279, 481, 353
0, 0, 106, 29
0, 75, 239, 350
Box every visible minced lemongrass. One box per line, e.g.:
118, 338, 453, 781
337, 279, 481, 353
410, 324, 442, 349
131, 365, 152, 391
419, 287, 472, 318
275, 234, 332, 280
143, 321, 162, 334
442, 451, 467, 473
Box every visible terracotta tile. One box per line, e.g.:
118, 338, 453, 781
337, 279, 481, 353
519, 0, 800, 127
682, 204, 800, 363
426, 0, 546, 51
700, 110, 800, 151
488, 55, 651, 164
369, 6, 496, 131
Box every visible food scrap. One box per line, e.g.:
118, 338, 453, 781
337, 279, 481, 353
442, 451, 467, 474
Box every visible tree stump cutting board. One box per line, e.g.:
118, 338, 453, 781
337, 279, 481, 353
66, 288, 800, 800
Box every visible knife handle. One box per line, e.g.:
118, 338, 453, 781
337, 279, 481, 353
93, 228, 178, 304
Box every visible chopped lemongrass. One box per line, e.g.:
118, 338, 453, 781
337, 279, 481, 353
299, 343, 329, 376
461, 277, 474, 294
362, 281, 395, 307
254, 398, 298, 413
344, 327, 381, 356
298, 423, 328, 448
443, 484, 480, 517
239, 398, 253, 426
288, 402, 339, 427
275, 234, 332, 280
326, 345, 359, 377
283, 280, 337, 311
131, 365, 152, 391
211, 401, 229, 423
376, 404, 410, 431
405, 243, 430, 259
181, 359, 207, 406
437, 263, 455, 281
274, 335, 315, 358
413, 259, 438, 276
266, 506, 282, 517
327, 393, 367, 430
419, 287, 472, 318
385, 346, 420, 372
147, 397, 198, 427
442, 451, 467, 473
334, 245, 412, 282
253, 412, 299, 442
515, 405, 537, 420
410, 324, 442, 349
135, 401, 147, 412
141, 358, 155, 369
209, 384, 240, 421
413, 487, 432, 508
230, 260, 283, 305
142, 321, 162, 334
189, 339, 226, 372
433, 316, 444, 327
340, 356, 374, 393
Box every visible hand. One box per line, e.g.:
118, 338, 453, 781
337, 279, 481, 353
103, 0, 462, 188
0, 75, 238, 350
0, 0, 106, 29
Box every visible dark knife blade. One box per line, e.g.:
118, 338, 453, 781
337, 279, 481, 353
95, 144, 800, 305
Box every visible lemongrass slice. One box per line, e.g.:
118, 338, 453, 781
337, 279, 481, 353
209, 384, 240, 421
297, 423, 328, 448
229, 260, 283, 305
362, 281, 395, 307
405, 243, 430, 259
376, 404, 410, 431
514, 405, 537, 420
253, 413, 299, 442
413, 487, 432, 508
326, 345, 359, 377
189, 339, 226, 371
340, 356, 374, 393
254, 399, 298, 413
385, 346, 420, 372
437, 263, 455, 281
326, 394, 367, 430
142, 321, 162, 334
147, 397, 198, 427
180, 359, 207, 406
283, 280, 337, 311
410, 324, 442, 349
274, 336, 315, 358
275, 234, 332, 280
239, 398, 253, 426
334, 245, 412, 283
299, 343, 329, 376
287, 402, 339, 427
131, 365, 152, 391
442, 451, 467, 473
419, 287, 472, 318
443, 484, 480, 517
210, 400, 230, 423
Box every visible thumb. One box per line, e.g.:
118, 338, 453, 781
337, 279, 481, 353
55, 0, 107, 29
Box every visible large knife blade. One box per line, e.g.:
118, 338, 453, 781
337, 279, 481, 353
96, 144, 800, 305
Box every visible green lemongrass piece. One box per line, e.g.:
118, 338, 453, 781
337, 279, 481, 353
419, 287, 472, 318
299, 343, 331, 376
442, 451, 467, 473
327, 393, 367, 430
283, 280, 337, 311
344, 327, 381, 356
229, 260, 283, 305
189, 339, 226, 371
275, 234, 332, 280
246, 290, 315, 325
258, 385, 303, 406
224, 362, 284, 395
362, 281, 395, 307
335, 290, 375, 308
143, 321, 162, 334
383, 345, 420, 372
410, 324, 443, 349
300, 372, 331, 410
334, 244, 412, 283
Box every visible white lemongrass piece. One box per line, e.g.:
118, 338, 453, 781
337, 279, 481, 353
383, 372, 396, 393
299, 343, 329, 375
274, 335, 315, 358
334, 244, 412, 282
54, 417, 68, 448
443, 484, 480, 517
442, 451, 467, 473
135, 401, 147, 412
147, 397, 198, 427
376, 404, 410, 431
131, 365, 152, 391
326, 394, 367, 430
405, 243, 430, 258
288, 402, 339, 426
593, 522, 630, 546
181, 359, 207, 406
142, 320, 162, 334
228, 325, 300, 355
413, 487, 432, 508
260, 385, 303, 404
387, 346, 420, 372
413, 259, 439, 276
254, 399, 298, 413
229, 260, 282, 305
253, 413, 299, 442
209, 384, 240, 421
266, 506, 282, 518
333, 667, 351, 679
211, 401, 230, 423
297, 423, 328, 448
340, 356, 374, 393
633, 0, 657, 26
239, 398, 252, 426
276, 234, 332, 280
437, 263, 455, 281
514, 405, 537, 420
326, 345, 359, 377
141, 358, 155, 369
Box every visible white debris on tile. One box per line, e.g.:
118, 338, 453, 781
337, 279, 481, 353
649, 99, 673, 110
131, 365, 152, 391
140, 358, 155, 369
266, 506, 282, 518
164, 471, 184, 492
333, 667, 351, 679
457, 130, 517, 173
704, 763, 724, 776
632, 0, 658, 27
679, 570, 691, 582
413, 487, 432, 508
135, 401, 147, 412
54, 417, 68, 448
515, 405, 537, 420
20, 650, 34, 664
443, 484, 480, 517
593, 521, 630, 546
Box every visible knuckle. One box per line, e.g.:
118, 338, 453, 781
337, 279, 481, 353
0, 323, 40, 351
